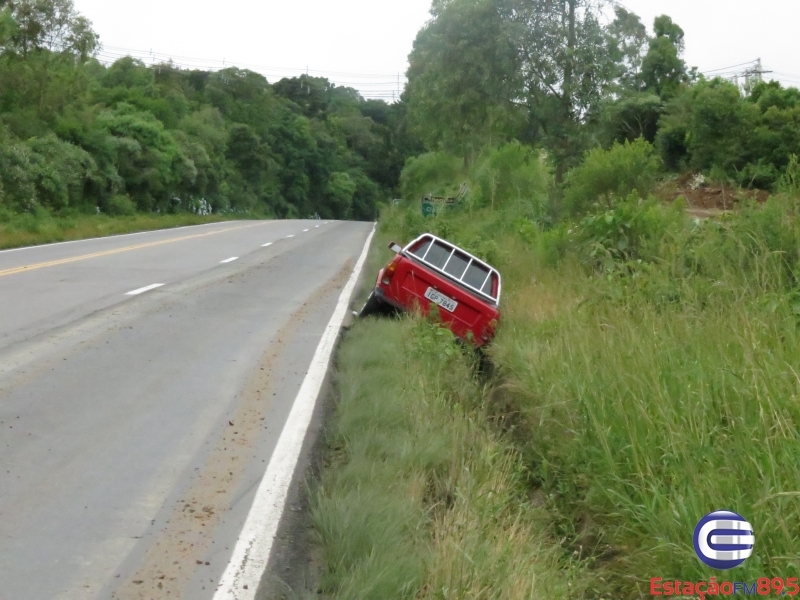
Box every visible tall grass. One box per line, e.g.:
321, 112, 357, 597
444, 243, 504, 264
313, 317, 580, 599
0, 209, 237, 250
485, 194, 800, 596
316, 142, 800, 597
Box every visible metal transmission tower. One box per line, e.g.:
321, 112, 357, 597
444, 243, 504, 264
742, 58, 773, 93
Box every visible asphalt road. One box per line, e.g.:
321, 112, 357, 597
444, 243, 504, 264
0, 219, 373, 600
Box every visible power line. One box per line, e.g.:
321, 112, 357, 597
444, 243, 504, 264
701, 60, 761, 75
99, 44, 408, 82
94, 44, 407, 102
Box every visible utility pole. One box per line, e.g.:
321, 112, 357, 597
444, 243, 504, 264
741, 58, 772, 95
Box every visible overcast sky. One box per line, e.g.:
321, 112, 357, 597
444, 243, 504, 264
72, 0, 800, 100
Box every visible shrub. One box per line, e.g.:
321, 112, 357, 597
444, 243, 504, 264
0, 139, 37, 211
399, 152, 464, 202
778, 154, 800, 197
26, 135, 99, 211
105, 194, 137, 216
577, 193, 676, 268
470, 142, 550, 218
657, 79, 800, 189
564, 138, 660, 214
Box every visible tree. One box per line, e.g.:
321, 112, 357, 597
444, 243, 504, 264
1, 0, 98, 119
4, 0, 98, 59
405, 0, 524, 160
507, 0, 614, 177
606, 6, 648, 92
601, 92, 662, 144
640, 15, 688, 99
657, 78, 753, 174
0, 2, 403, 220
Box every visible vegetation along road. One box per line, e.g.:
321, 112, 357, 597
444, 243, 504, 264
5, 0, 800, 597
0, 220, 373, 599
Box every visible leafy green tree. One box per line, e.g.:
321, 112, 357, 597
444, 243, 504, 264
509, 0, 615, 175
405, 0, 524, 160
0, 136, 37, 210
606, 6, 648, 91
325, 171, 356, 216
4, 0, 98, 59
657, 79, 753, 174
564, 137, 660, 213
26, 133, 97, 209
601, 92, 662, 144
97, 104, 196, 211
640, 15, 688, 99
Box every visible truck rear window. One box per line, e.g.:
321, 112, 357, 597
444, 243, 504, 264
408, 236, 500, 303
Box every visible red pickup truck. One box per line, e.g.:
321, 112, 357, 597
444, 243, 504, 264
361, 233, 501, 347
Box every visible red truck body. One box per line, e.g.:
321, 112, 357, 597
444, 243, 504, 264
366, 234, 501, 347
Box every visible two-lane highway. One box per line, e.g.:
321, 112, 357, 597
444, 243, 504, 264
0, 219, 373, 599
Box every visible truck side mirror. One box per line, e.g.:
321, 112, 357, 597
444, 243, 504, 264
388, 242, 402, 254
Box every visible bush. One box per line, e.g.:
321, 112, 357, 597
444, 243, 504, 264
779, 154, 800, 196
399, 152, 464, 201
0, 139, 37, 211
564, 138, 660, 214
105, 194, 137, 216
470, 142, 550, 219
657, 79, 800, 189
26, 135, 99, 211
577, 192, 680, 269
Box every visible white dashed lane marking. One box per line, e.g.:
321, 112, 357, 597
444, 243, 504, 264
125, 284, 165, 296
220, 257, 239, 264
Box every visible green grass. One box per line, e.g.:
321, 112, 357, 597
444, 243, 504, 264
313, 317, 580, 599
491, 220, 800, 595
0, 210, 239, 250
315, 192, 800, 597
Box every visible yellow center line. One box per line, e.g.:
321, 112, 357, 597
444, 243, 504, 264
0, 222, 271, 279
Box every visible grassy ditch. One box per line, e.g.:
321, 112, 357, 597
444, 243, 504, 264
0, 210, 238, 250
313, 317, 580, 599
313, 189, 800, 598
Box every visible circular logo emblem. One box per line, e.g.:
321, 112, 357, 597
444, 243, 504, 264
693, 510, 755, 570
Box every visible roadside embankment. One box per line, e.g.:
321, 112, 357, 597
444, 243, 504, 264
308, 187, 800, 598
0, 211, 237, 250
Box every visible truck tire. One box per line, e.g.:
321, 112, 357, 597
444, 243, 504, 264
359, 291, 384, 317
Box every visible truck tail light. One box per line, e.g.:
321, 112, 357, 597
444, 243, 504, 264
381, 257, 401, 286
482, 319, 498, 342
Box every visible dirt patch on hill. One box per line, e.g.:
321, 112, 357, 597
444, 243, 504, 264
656, 174, 770, 218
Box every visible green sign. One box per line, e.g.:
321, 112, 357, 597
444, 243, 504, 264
421, 195, 461, 217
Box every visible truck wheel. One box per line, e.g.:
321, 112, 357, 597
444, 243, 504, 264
359, 292, 384, 317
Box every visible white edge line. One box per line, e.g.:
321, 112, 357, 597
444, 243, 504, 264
212, 223, 376, 600
261, 243, 273, 247
220, 257, 239, 264
0, 220, 254, 255
125, 283, 165, 296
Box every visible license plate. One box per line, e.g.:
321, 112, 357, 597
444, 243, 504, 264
424, 287, 458, 313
